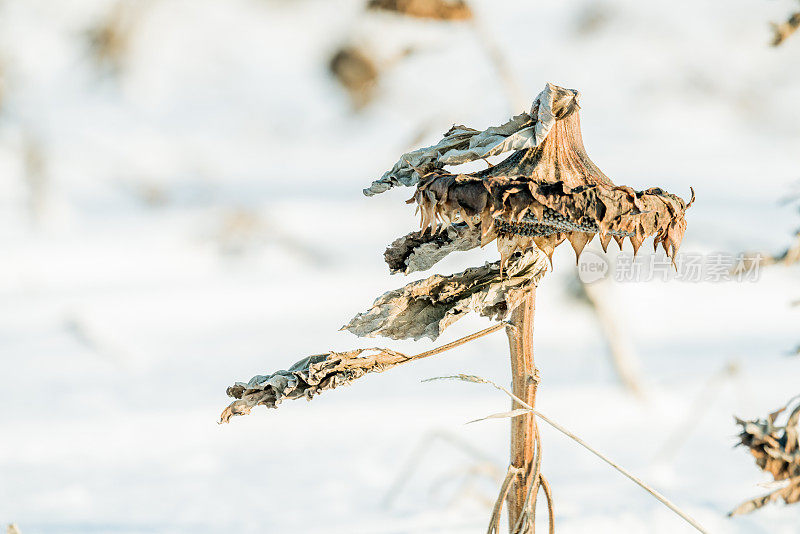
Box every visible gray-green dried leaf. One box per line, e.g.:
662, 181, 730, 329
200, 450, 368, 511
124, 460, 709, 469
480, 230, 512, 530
220, 347, 412, 423
343, 249, 547, 341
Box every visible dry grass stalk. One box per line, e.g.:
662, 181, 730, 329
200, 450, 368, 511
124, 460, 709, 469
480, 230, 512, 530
772, 9, 800, 46
427, 374, 708, 533
382, 429, 503, 508
730, 397, 800, 515
367, 0, 473, 21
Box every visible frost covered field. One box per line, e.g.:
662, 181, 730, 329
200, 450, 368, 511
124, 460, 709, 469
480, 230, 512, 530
1, 0, 800, 532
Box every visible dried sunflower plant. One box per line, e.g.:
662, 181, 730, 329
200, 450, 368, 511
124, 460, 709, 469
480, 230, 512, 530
221, 83, 704, 532
730, 396, 800, 515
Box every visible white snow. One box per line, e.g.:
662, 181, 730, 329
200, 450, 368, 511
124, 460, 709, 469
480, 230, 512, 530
1, 0, 799, 532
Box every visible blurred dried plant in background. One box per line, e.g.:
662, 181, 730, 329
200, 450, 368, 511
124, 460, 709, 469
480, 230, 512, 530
367, 0, 473, 21
85, 0, 148, 75
22, 133, 48, 225
0, 60, 5, 114
771, 5, 800, 46
731, 396, 800, 515
329, 46, 380, 109
6, 525, 21, 534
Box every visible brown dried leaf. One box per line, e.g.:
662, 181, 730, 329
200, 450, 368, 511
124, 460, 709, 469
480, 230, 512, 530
384, 223, 481, 274
367, 0, 473, 20
220, 348, 410, 423
343, 249, 548, 340
220, 324, 506, 423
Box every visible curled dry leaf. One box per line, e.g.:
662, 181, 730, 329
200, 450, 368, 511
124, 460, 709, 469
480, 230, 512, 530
220, 348, 408, 423
365, 83, 692, 267
220, 324, 506, 423
772, 11, 800, 46
730, 397, 800, 515
384, 222, 481, 274
367, 0, 473, 21
344, 249, 547, 340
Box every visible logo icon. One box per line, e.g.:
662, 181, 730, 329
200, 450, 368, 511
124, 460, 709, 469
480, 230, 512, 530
577, 250, 609, 284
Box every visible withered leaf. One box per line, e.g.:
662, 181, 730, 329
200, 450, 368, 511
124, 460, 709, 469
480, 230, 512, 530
384, 223, 481, 274
344, 249, 547, 341
220, 348, 411, 423
730, 398, 800, 515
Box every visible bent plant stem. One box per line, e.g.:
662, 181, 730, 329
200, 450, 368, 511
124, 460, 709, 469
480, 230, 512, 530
506, 289, 543, 533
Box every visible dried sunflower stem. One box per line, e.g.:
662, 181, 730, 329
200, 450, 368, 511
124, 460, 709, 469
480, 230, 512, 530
505, 290, 542, 532
424, 374, 709, 534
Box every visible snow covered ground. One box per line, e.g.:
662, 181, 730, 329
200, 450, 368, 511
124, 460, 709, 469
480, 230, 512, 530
1, 0, 799, 532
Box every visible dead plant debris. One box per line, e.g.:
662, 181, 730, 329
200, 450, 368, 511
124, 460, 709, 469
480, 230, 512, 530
367, 0, 473, 20
731, 397, 800, 515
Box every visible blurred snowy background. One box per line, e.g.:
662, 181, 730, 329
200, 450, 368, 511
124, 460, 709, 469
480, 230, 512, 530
1, 0, 799, 532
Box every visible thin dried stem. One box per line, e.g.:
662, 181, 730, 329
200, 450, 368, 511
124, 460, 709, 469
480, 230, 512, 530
424, 374, 709, 534
487, 466, 521, 534
539, 474, 555, 534
512, 424, 542, 534
414, 322, 506, 359
382, 429, 501, 508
